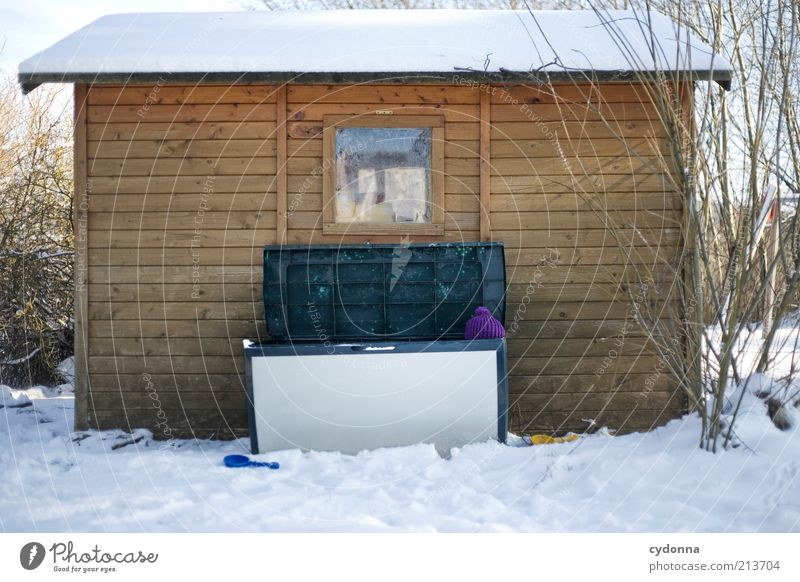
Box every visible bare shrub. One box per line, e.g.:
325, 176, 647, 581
0, 74, 74, 386
600, 1, 800, 449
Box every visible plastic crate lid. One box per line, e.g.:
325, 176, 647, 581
263, 242, 505, 342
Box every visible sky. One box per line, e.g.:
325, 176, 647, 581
0, 0, 244, 72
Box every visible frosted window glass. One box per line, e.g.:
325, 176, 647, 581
385, 168, 428, 223
335, 127, 432, 224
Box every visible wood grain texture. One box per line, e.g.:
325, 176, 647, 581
88, 104, 277, 124
489, 101, 659, 122
488, 83, 656, 105
479, 90, 491, 241
82, 82, 686, 437
276, 84, 288, 241
73, 84, 89, 431
88, 139, 278, 159
89, 121, 277, 141
288, 84, 480, 104
88, 157, 277, 177
87, 85, 278, 105
89, 192, 277, 213
89, 176, 277, 194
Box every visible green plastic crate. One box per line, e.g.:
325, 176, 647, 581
263, 242, 506, 341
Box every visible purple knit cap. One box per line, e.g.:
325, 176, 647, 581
464, 306, 505, 340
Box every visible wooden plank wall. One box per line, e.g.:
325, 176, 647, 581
283, 84, 482, 242
489, 84, 685, 434
73, 84, 89, 431
85, 84, 280, 437
82, 82, 684, 439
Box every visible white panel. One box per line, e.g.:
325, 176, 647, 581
251, 350, 498, 454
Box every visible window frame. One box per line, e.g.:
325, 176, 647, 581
321, 114, 445, 236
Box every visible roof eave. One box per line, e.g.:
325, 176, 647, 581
18, 68, 733, 93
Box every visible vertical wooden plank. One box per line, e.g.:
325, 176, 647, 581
431, 125, 445, 229
73, 84, 89, 431
479, 89, 491, 241
321, 117, 336, 227
679, 80, 696, 163
276, 84, 288, 242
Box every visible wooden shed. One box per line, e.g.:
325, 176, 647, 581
19, 9, 732, 439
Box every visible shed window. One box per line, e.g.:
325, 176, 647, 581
322, 115, 444, 235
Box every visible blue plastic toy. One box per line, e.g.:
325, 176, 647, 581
223, 454, 279, 469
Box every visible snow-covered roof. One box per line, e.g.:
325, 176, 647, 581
18, 9, 732, 92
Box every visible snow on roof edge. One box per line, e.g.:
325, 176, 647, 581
18, 9, 734, 91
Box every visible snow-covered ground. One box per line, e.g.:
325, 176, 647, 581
2, 354, 798, 533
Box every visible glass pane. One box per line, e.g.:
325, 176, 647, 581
334, 127, 432, 224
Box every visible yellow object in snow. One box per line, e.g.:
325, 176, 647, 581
527, 433, 581, 445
